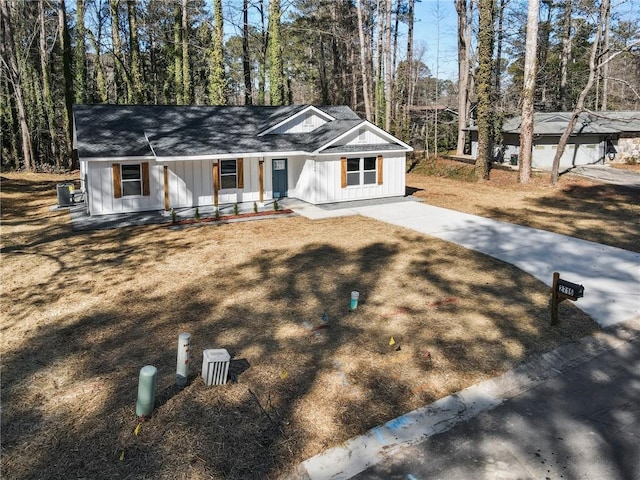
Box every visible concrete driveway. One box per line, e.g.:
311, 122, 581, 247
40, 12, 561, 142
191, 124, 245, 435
352, 202, 640, 329
286, 200, 640, 480
571, 165, 640, 190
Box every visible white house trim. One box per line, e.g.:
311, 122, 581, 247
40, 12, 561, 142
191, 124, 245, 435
258, 105, 335, 136
315, 121, 413, 154
74, 104, 412, 216
155, 151, 308, 162
81, 156, 157, 162
315, 148, 410, 156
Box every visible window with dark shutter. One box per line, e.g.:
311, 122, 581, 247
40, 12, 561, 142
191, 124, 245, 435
121, 164, 142, 196
220, 159, 237, 189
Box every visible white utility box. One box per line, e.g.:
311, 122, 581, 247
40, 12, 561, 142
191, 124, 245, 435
201, 349, 230, 386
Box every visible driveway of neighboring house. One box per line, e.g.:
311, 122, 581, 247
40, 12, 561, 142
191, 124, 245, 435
570, 165, 640, 189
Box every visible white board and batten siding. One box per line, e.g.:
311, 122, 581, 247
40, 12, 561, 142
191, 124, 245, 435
269, 111, 329, 134
84, 160, 163, 215
295, 154, 406, 204
168, 159, 214, 207
342, 126, 390, 146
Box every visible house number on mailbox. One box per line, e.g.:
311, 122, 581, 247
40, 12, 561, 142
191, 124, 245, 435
551, 272, 585, 326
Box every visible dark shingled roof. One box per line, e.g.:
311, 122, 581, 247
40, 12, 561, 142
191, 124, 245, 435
73, 104, 392, 158
466, 111, 640, 135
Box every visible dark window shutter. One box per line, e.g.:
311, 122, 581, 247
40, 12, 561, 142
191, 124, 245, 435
340, 157, 347, 188
112, 164, 121, 198
237, 158, 244, 188
377, 156, 383, 185
141, 162, 150, 196
212, 162, 219, 206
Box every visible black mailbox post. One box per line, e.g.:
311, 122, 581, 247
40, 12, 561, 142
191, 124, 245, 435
551, 272, 585, 325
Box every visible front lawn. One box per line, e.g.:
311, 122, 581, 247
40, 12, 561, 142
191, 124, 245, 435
1, 173, 596, 479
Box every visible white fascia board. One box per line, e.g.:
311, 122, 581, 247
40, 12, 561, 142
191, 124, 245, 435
312, 121, 413, 154
315, 148, 411, 157
72, 116, 78, 150
79, 156, 156, 162
155, 151, 309, 162
257, 105, 336, 136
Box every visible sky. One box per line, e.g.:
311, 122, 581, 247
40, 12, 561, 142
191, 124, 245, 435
412, 0, 459, 80
220, 0, 460, 80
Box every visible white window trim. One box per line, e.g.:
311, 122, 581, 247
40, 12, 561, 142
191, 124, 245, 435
219, 159, 238, 190
346, 156, 377, 187
121, 163, 143, 197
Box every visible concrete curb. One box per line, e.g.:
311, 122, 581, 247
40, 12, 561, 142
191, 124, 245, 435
283, 316, 640, 480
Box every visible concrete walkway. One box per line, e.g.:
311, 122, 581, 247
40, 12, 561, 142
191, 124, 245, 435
285, 200, 640, 480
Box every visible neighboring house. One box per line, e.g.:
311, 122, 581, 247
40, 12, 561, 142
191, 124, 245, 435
73, 104, 412, 216
468, 111, 640, 170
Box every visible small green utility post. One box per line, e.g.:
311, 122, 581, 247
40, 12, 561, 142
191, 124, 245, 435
136, 365, 157, 417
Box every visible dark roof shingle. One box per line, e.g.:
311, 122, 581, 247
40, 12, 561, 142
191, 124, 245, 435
73, 104, 382, 158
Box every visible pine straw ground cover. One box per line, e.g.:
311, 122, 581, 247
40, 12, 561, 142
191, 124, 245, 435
409, 159, 640, 253
1, 173, 598, 479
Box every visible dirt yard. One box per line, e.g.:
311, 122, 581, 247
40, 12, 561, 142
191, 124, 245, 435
409, 160, 640, 253
0, 170, 615, 479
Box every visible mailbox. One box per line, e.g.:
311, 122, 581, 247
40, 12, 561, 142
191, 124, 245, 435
556, 279, 584, 301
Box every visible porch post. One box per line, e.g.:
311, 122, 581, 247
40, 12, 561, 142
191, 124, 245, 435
258, 159, 264, 203
163, 166, 170, 211
212, 161, 219, 207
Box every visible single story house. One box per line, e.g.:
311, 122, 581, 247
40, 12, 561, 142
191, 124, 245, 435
73, 104, 412, 216
468, 111, 640, 170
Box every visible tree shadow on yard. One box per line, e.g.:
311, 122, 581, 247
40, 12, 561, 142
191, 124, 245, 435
480, 182, 640, 253
1, 208, 598, 480
1, 228, 402, 479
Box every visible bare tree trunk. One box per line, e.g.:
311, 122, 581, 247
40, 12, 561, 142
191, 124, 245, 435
318, 37, 329, 103
267, 0, 285, 105
87, 29, 108, 103
559, 1, 572, 110
537, 2, 552, 109
329, 4, 340, 104
39, 0, 59, 168
494, 0, 506, 98
374, 0, 385, 125
518, 0, 539, 184
356, 0, 372, 120
242, 0, 252, 105
384, 0, 392, 131
209, 0, 226, 104
1, 0, 33, 171
109, 0, 129, 103
403, 0, 414, 139
455, 0, 470, 155
127, 0, 143, 103
181, 0, 191, 104
58, 0, 74, 166
75, 0, 86, 104
475, 0, 494, 180
551, 0, 608, 185
350, 44, 358, 110
257, 0, 267, 105
601, 0, 611, 110
173, 4, 183, 104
